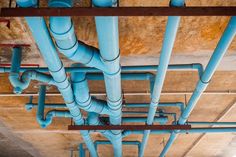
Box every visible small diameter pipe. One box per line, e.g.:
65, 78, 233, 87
125, 127, 236, 135
140, 0, 185, 156
36, 85, 71, 128
26, 103, 181, 111
9, 47, 56, 94
33, 97, 168, 124
78, 143, 85, 157
26, 102, 175, 124
159, 16, 236, 157
1, 64, 203, 77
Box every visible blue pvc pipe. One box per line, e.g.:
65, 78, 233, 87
16, 1, 98, 156
36, 85, 72, 127
7, 47, 60, 94
1, 64, 203, 77
92, 0, 122, 156
179, 17, 236, 125
9, 48, 56, 94
48, 0, 107, 73
78, 143, 85, 157
159, 16, 236, 157
140, 1, 184, 156
71, 69, 111, 116
126, 127, 236, 135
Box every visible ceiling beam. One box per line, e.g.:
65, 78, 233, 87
1, 7, 236, 17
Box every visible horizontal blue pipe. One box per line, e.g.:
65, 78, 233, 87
25, 103, 67, 111
26, 103, 180, 110
124, 127, 236, 135
34, 99, 168, 124
0, 64, 203, 76
87, 73, 154, 81
160, 16, 236, 157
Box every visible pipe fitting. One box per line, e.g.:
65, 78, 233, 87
50, 23, 78, 56
25, 103, 33, 111
92, 0, 117, 7
48, 0, 73, 7
196, 79, 208, 92
107, 96, 123, 111
16, 0, 38, 7
101, 53, 121, 75
169, 0, 185, 7
49, 63, 67, 84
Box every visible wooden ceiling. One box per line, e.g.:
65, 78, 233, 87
0, 0, 236, 157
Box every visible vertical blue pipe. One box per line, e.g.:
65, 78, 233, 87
139, 1, 185, 156
9, 47, 22, 94
92, 0, 122, 157
36, 85, 47, 128
159, 16, 236, 157
78, 144, 85, 157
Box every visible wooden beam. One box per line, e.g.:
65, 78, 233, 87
1, 7, 236, 17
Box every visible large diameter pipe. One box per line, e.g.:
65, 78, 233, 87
159, 16, 236, 157
0, 64, 203, 76
93, 0, 122, 157
139, 1, 184, 156
48, 0, 107, 72
71, 69, 110, 115
16, 1, 98, 156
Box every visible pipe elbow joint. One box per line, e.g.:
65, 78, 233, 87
9, 73, 27, 94
196, 79, 208, 93
36, 116, 52, 129
101, 54, 121, 75
50, 21, 78, 58
25, 103, 33, 111
48, 0, 73, 7
158, 116, 169, 125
